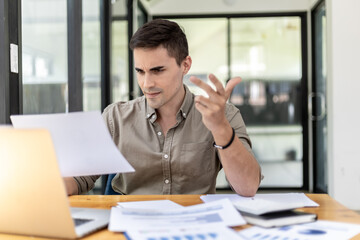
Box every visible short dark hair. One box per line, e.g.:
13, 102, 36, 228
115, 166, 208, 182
129, 19, 189, 66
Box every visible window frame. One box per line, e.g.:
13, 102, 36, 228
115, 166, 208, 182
0, 0, 22, 124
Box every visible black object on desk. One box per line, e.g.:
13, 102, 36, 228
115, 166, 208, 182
241, 210, 317, 228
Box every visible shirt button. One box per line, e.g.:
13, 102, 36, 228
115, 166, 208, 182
164, 154, 169, 159
157, 132, 162, 136
164, 179, 170, 184
146, 114, 150, 118
152, 115, 156, 119
183, 112, 186, 117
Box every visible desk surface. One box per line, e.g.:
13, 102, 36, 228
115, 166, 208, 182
1, 194, 360, 240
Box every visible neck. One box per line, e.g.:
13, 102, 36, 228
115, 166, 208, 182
156, 86, 186, 135
157, 85, 186, 119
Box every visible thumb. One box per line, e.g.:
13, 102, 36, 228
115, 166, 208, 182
225, 77, 242, 99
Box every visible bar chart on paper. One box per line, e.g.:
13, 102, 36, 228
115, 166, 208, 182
125, 226, 244, 240
238, 220, 360, 240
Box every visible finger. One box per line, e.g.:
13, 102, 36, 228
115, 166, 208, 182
189, 76, 218, 98
194, 100, 210, 115
195, 95, 218, 109
225, 77, 242, 99
208, 74, 225, 96
194, 99, 214, 118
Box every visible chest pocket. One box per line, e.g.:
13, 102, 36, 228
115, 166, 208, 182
179, 141, 217, 178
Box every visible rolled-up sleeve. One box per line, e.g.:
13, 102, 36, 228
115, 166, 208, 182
73, 175, 100, 194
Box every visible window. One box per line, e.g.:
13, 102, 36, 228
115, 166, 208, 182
169, 18, 228, 96
22, 0, 68, 114
112, 21, 129, 102
82, 0, 101, 111
112, 0, 129, 102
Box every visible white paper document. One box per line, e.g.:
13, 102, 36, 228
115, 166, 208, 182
11, 111, 135, 177
201, 193, 319, 215
126, 226, 245, 240
255, 193, 319, 207
201, 194, 244, 203
201, 193, 319, 207
117, 200, 184, 210
108, 198, 246, 232
239, 220, 360, 240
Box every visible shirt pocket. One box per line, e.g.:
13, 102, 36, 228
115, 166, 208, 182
179, 141, 216, 178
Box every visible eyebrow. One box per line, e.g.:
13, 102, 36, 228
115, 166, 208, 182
150, 66, 165, 71
134, 66, 165, 72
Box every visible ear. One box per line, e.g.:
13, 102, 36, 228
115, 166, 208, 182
182, 56, 192, 75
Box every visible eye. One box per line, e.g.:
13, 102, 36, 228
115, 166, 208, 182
152, 68, 164, 74
135, 68, 144, 74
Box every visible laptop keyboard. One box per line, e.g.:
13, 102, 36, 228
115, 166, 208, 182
73, 218, 93, 227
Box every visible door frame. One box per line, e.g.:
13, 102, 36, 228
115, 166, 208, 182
311, 0, 327, 193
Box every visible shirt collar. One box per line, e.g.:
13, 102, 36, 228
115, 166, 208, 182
145, 84, 193, 123
145, 97, 157, 123
178, 84, 193, 120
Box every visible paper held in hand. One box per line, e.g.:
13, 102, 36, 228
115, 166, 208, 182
11, 111, 135, 177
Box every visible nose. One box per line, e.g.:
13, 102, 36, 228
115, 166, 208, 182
143, 73, 155, 89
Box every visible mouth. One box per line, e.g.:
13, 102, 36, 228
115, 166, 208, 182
145, 92, 161, 99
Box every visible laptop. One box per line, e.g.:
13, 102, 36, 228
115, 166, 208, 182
0, 128, 110, 239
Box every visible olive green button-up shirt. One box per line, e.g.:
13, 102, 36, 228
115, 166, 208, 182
74, 85, 254, 195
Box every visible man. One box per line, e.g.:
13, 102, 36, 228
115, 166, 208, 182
65, 19, 261, 196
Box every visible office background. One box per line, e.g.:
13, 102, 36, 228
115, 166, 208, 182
1, 0, 359, 210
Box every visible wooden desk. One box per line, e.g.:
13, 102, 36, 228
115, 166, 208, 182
1, 194, 360, 239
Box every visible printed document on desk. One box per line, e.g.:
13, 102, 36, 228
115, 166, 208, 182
108, 198, 246, 232
126, 226, 246, 240
201, 193, 319, 215
11, 111, 135, 177
239, 220, 360, 240
117, 200, 184, 210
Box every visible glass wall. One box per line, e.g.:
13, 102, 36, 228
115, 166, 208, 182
22, 0, 68, 114
169, 18, 228, 96
112, 21, 129, 102
169, 16, 305, 188
111, 0, 129, 102
82, 0, 101, 111
230, 17, 303, 188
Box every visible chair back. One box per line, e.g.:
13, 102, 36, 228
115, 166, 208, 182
104, 174, 120, 195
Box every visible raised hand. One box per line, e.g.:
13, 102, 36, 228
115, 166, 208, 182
189, 73, 241, 134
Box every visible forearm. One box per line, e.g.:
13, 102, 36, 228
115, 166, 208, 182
64, 177, 79, 195
189, 73, 261, 196
213, 125, 261, 197
72, 175, 100, 195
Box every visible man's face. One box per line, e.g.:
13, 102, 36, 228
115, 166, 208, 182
134, 46, 191, 111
